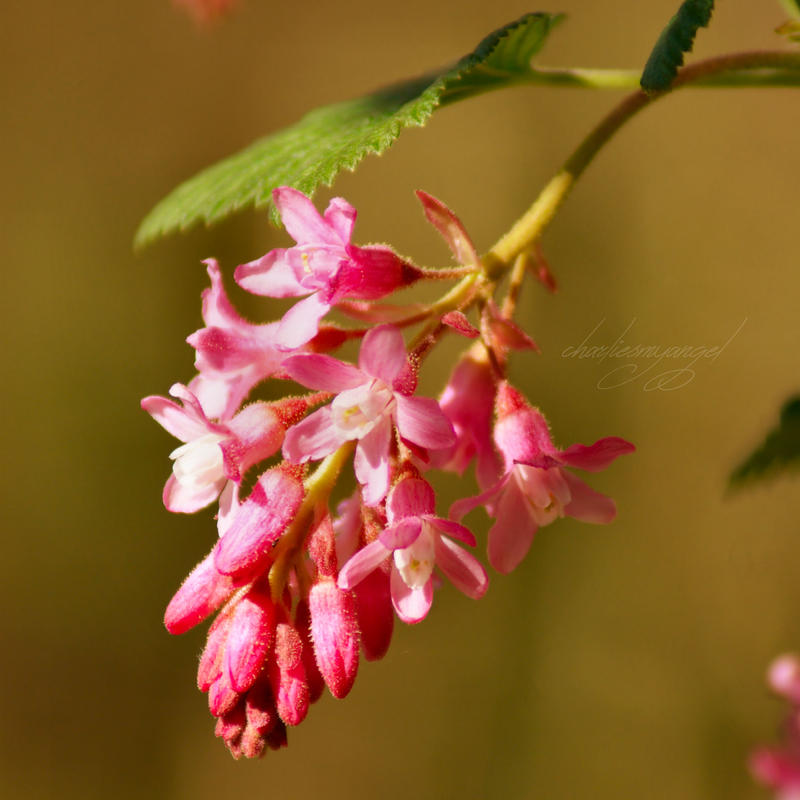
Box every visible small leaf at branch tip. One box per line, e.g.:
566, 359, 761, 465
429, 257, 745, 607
441, 311, 480, 338
135, 12, 564, 247
728, 394, 800, 489
640, 0, 715, 93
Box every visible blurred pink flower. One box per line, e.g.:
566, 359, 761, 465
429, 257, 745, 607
173, 0, 238, 26
751, 654, 800, 799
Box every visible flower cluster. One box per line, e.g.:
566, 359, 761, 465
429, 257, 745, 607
751, 655, 800, 798
143, 186, 634, 757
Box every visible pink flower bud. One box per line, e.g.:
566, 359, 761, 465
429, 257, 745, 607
269, 623, 310, 726
208, 670, 239, 717
245, 678, 280, 736
309, 578, 360, 699
214, 464, 305, 579
214, 701, 246, 756
354, 563, 394, 661
294, 600, 326, 703
164, 550, 237, 635
224, 586, 276, 693
307, 511, 338, 578
197, 609, 234, 691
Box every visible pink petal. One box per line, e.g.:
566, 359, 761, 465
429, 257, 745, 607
214, 467, 305, 578
487, 481, 537, 574
379, 518, 422, 550
415, 190, 480, 267
141, 395, 209, 442
282, 406, 346, 464
394, 395, 455, 451
358, 325, 407, 383
390, 568, 433, 624
282, 353, 365, 393
428, 517, 476, 547
562, 471, 617, 524
434, 535, 488, 599
338, 540, 391, 590
449, 475, 508, 522
334, 245, 417, 300
354, 416, 392, 506
235, 249, 306, 298
441, 311, 480, 338
163, 472, 226, 514
558, 436, 636, 472
323, 196, 356, 242
387, 477, 436, 521
276, 292, 332, 349
273, 186, 342, 246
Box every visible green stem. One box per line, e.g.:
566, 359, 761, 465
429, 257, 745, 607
268, 442, 355, 601
485, 50, 800, 270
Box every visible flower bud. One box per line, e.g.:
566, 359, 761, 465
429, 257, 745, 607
354, 563, 394, 661
269, 623, 310, 726
309, 578, 360, 699
224, 586, 276, 693
164, 550, 237, 635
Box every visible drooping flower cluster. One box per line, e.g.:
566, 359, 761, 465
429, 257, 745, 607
143, 186, 634, 757
751, 655, 800, 798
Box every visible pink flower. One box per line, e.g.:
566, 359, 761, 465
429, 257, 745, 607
173, 0, 237, 26
235, 188, 420, 349
751, 655, 800, 799
141, 384, 287, 513
430, 345, 501, 489
338, 477, 488, 623
281, 325, 455, 505
451, 382, 635, 574
187, 259, 291, 421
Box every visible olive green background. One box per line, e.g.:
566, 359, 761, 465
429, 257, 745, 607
2, 1, 799, 797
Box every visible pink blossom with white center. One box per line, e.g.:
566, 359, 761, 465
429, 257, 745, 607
186, 259, 292, 422
338, 477, 488, 623
281, 325, 455, 505
235, 188, 420, 350
451, 382, 635, 574
141, 383, 286, 513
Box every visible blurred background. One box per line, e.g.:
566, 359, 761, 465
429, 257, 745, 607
2, 0, 799, 797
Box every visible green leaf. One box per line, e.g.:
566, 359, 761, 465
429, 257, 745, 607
729, 396, 800, 488
136, 12, 563, 248
778, 0, 800, 20
776, 19, 800, 43
640, 0, 715, 93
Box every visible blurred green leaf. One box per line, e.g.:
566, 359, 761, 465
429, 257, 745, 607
776, 19, 800, 42
640, 0, 715, 93
778, 0, 800, 20
729, 396, 800, 487
136, 12, 563, 247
